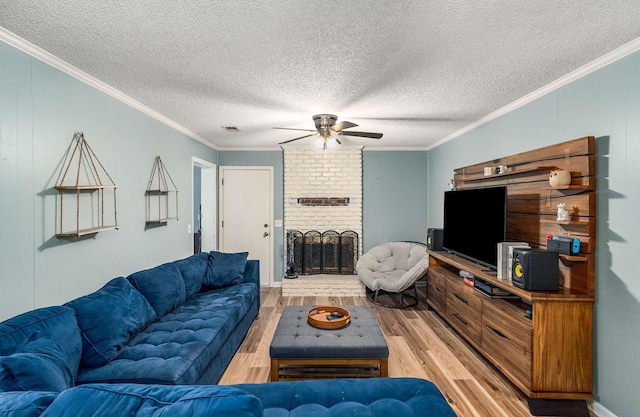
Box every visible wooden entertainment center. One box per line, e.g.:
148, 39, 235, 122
427, 136, 595, 400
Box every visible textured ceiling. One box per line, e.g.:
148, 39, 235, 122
1, 1, 640, 149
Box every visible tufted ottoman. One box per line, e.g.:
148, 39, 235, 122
270, 305, 389, 381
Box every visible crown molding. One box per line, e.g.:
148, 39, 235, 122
427, 36, 640, 151
362, 146, 429, 151
0, 27, 217, 150
218, 146, 283, 152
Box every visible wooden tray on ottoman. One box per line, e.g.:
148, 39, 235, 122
307, 306, 350, 329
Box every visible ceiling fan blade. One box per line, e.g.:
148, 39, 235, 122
279, 134, 315, 145
273, 127, 317, 132
340, 131, 383, 139
330, 121, 358, 132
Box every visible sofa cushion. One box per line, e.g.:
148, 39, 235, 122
65, 277, 156, 368
174, 252, 209, 298
204, 251, 248, 288
235, 377, 457, 417
0, 306, 82, 378
127, 263, 186, 317
0, 391, 58, 417
76, 283, 259, 385
0, 334, 75, 392
39, 384, 262, 417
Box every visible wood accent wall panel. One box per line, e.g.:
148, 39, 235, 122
455, 136, 596, 297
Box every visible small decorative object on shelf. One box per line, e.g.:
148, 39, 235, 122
556, 202, 571, 221
549, 168, 572, 187
55, 132, 118, 238
145, 156, 178, 226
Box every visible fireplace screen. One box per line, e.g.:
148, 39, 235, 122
286, 230, 358, 275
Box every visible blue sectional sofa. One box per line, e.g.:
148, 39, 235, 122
0, 251, 457, 416
0, 378, 457, 417
0, 251, 260, 390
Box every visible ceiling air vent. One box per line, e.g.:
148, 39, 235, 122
221, 126, 240, 132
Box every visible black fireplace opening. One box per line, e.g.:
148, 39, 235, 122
286, 230, 358, 275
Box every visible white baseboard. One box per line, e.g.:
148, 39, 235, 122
270, 281, 282, 288
590, 401, 618, 417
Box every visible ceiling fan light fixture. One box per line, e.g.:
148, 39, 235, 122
326, 137, 338, 149
314, 137, 325, 149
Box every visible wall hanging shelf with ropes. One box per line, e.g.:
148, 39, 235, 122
145, 156, 179, 226
55, 132, 119, 238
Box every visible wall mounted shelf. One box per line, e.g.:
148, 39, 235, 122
540, 219, 590, 226
462, 166, 557, 182
55, 132, 118, 238
146, 156, 178, 226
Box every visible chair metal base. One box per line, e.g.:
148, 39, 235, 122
367, 285, 418, 309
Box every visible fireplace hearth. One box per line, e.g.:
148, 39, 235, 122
286, 230, 358, 275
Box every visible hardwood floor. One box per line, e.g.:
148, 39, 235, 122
219, 287, 594, 417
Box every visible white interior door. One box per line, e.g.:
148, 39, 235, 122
219, 167, 273, 286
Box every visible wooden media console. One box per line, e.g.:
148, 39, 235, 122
427, 136, 595, 400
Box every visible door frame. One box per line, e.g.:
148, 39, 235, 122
219, 166, 274, 286
191, 157, 217, 252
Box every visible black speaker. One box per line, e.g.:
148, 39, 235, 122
426, 228, 444, 251
511, 249, 559, 291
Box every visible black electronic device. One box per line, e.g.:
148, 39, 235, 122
511, 249, 559, 291
546, 235, 581, 255
442, 186, 507, 270
426, 228, 444, 251
546, 238, 572, 256
473, 279, 514, 297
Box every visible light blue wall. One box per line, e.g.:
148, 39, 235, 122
428, 51, 640, 417
0, 41, 217, 321
217, 151, 285, 283
362, 151, 429, 250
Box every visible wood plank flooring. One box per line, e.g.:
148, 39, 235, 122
219, 287, 594, 417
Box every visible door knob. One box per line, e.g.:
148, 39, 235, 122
263, 232, 269, 237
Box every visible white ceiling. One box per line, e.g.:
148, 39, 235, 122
1, 1, 640, 150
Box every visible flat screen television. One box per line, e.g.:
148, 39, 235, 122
442, 186, 507, 270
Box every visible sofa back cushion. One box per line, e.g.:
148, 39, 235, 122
40, 383, 262, 417
174, 252, 209, 298
204, 251, 248, 289
0, 391, 58, 417
127, 262, 186, 318
0, 334, 75, 392
65, 277, 156, 368
0, 306, 81, 379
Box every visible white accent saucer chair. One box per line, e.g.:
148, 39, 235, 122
356, 242, 429, 308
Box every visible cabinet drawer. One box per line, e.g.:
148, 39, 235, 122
427, 282, 446, 313
446, 296, 482, 345
482, 324, 532, 388
482, 300, 532, 353
446, 278, 482, 312
427, 270, 447, 313
427, 268, 448, 292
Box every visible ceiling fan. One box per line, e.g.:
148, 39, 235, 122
274, 114, 383, 150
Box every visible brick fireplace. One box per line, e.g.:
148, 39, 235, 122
282, 147, 365, 296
